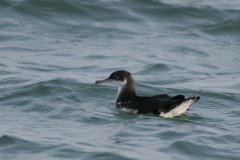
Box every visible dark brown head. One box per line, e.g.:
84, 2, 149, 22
95, 70, 132, 86
95, 70, 137, 102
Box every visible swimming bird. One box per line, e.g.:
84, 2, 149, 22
95, 70, 200, 118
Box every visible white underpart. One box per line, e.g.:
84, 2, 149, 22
110, 79, 130, 112
121, 107, 138, 114
160, 98, 197, 118
109, 79, 126, 100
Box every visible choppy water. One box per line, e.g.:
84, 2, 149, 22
1, 0, 240, 159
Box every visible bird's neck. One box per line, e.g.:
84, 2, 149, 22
116, 78, 137, 103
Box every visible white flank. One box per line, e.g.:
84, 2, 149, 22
160, 98, 197, 118
121, 107, 138, 114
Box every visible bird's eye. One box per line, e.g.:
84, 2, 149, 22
114, 75, 119, 79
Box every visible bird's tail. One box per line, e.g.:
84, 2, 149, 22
160, 96, 200, 118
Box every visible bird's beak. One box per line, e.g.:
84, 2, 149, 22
95, 78, 110, 84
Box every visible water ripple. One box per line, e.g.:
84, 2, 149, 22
1, 0, 240, 159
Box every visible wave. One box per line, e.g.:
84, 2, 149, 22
0, 135, 45, 153
1, 0, 239, 44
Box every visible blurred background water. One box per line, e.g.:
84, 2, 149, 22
0, 0, 240, 159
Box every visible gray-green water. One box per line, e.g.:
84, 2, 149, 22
1, 0, 240, 159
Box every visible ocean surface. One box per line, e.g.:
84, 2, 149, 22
0, 0, 240, 159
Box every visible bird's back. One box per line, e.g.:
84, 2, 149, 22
117, 94, 200, 116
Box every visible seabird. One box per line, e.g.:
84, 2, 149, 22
95, 70, 200, 118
